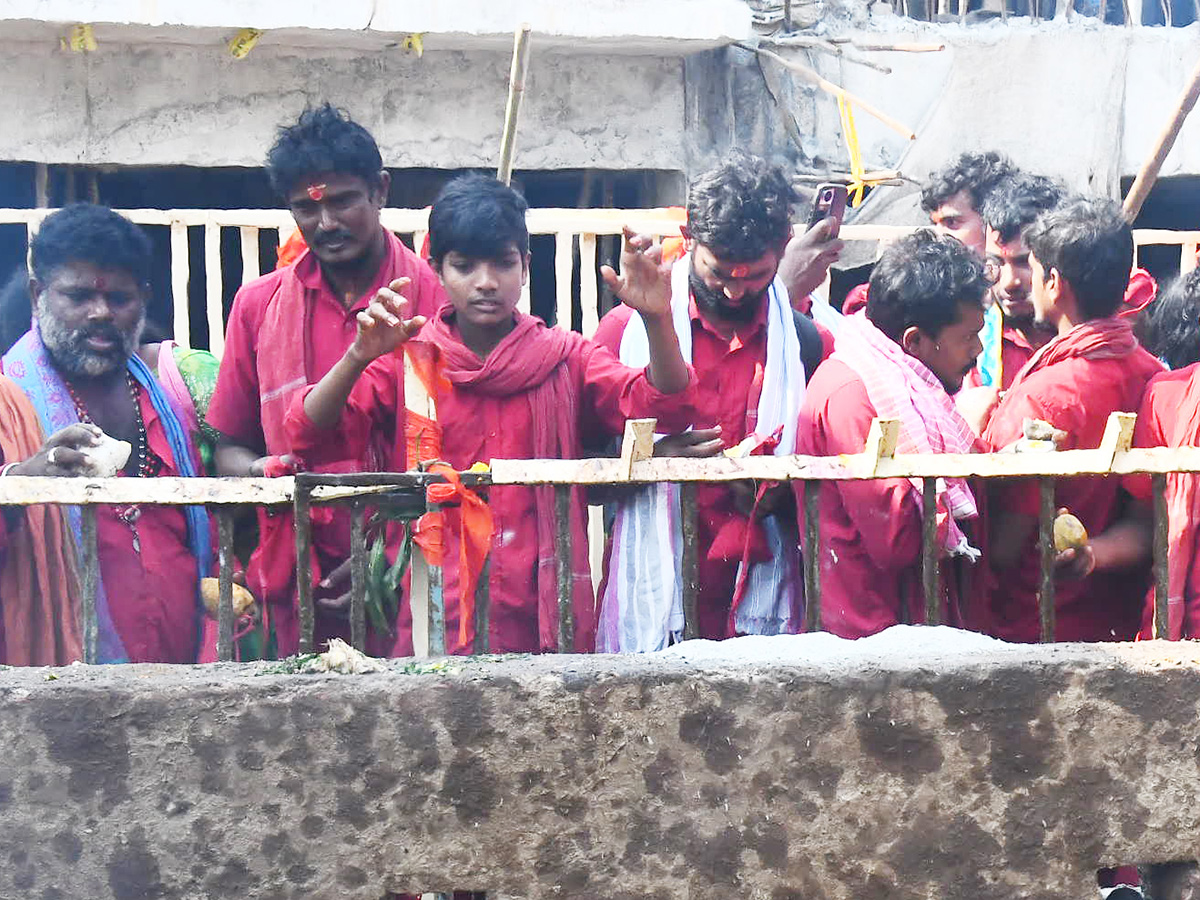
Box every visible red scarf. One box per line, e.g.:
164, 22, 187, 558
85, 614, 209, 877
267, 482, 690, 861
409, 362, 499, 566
421, 308, 591, 651
1008, 317, 1137, 389
1164, 369, 1200, 638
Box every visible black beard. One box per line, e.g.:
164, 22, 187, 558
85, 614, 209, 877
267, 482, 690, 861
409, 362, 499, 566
688, 270, 765, 325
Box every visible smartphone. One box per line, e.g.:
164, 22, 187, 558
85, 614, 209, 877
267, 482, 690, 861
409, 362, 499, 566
807, 183, 848, 239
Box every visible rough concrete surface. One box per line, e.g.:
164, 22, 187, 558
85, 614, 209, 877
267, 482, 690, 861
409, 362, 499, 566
2, 635, 1200, 898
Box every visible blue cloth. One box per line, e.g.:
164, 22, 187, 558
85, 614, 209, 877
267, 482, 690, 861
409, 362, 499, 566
977, 303, 1002, 389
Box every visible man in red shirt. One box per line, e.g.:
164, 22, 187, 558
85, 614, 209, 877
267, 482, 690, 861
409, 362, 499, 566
964, 172, 1063, 393
207, 104, 445, 656
592, 153, 823, 646
981, 198, 1163, 642
797, 230, 990, 638
0, 204, 211, 664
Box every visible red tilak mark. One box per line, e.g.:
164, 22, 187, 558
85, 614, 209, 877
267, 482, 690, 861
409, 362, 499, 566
307, 183, 327, 201
729, 264, 751, 279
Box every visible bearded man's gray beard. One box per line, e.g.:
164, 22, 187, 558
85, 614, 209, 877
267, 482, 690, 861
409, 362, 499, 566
36, 296, 145, 379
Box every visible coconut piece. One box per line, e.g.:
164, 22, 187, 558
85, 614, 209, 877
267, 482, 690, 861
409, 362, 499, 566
199, 578, 257, 619
80, 432, 131, 477
1053, 512, 1089, 552
302, 638, 384, 674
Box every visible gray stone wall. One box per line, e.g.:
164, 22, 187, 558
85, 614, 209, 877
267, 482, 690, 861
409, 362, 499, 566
2, 639, 1199, 898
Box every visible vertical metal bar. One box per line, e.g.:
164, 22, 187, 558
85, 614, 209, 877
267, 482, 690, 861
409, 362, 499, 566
922, 478, 941, 625
1038, 478, 1057, 643
555, 485, 574, 652
802, 480, 822, 633
80, 505, 99, 665
1153, 472, 1170, 639
680, 482, 700, 640
427, 501, 446, 656
349, 501, 367, 652
216, 509, 236, 662
473, 555, 491, 655
295, 484, 315, 653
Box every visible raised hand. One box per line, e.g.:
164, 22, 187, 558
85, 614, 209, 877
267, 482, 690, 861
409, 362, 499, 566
780, 218, 844, 301
600, 227, 673, 320
10, 423, 103, 477
653, 427, 724, 459
348, 277, 427, 366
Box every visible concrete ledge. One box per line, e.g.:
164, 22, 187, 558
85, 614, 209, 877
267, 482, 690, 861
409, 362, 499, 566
2, 632, 1199, 898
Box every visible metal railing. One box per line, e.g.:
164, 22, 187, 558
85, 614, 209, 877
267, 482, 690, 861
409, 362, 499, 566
1, 410, 1191, 664
1, 206, 1196, 351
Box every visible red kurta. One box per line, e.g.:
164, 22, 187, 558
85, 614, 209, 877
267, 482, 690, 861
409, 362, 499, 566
795, 358, 974, 637
285, 315, 696, 655
207, 230, 444, 654
980, 320, 1163, 642
593, 298, 777, 640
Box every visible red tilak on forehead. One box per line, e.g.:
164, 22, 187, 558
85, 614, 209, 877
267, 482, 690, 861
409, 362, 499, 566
307, 183, 327, 201
729, 263, 751, 279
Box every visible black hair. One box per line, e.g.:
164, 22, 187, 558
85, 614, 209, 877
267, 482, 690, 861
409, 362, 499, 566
867, 229, 990, 342
1140, 269, 1200, 369
427, 173, 529, 264
0, 268, 29, 354
920, 151, 1020, 215
30, 203, 152, 288
686, 152, 796, 262
1024, 196, 1132, 321
980, 173, 1065, 244
265, 103, 384, 198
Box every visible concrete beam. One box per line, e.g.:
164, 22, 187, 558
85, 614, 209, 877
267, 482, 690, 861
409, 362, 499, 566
2, 630, 1199, 898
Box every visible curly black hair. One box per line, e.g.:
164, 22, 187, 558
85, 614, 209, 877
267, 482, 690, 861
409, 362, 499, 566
428, 173, 529, 265
920, 151, 1020, 215
686, 152, 796, 262
30, 203, 152, 288
980, 173, 1065, 244
1025, 196, 1132, 321
1141, 268, 1200, 369
265, 103, 384, 198
867, 228, 990, 342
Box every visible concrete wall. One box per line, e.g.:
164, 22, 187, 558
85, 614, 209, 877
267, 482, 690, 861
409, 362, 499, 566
4, 633, 1200, 898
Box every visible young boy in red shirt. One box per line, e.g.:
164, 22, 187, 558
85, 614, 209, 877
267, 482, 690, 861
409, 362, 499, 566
286, 173, 695, 654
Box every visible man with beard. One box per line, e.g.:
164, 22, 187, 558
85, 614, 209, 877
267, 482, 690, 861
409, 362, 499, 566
981, 198, 1163, 643
796, 230, 990, 638
592, 153, 822, 647
207, 104, 444, 657
0, 204, 211, 664
963, 173, 1062, 393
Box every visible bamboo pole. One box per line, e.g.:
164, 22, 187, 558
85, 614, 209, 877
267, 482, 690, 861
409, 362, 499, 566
497, 25, 533, 187
741, 43, 917, 140
1123, 56, 1200, 222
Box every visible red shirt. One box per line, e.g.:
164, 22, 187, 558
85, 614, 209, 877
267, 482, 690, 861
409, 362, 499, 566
981, 342, 1163, 642
284, 325, 696, 655
965, 325, 1049, 391
593, 298, 783, 639
795, 358, 970, 637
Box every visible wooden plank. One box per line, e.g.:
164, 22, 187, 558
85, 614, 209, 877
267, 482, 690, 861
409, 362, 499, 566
0, 476, 293, 506
921, 478, 939, 625
170, 220, 190, 348
1183, 243, 1199, 275
412, 230, 428, 258
216, 509, 236, 662
349, 501, 367, 651
239, 226, 261, 286
587, 505, 604, 596
1097, 411, 1136, 467
618, 418, 657, 480
579, 233, 600, 338
861, 418, 900, 476
554, 231, 574, 330
1038, 478, 1056, 643
1153, 472, 1169, 639
1133, 228, 1200, 244
473, 555, 491, 655
410, 551, 431, 658
204, 221, 225, 356
81, 506, 99, 664
680, 482, 699, 641
427, 512, 446, 657
295, 485, 315, 654
555, 484, 574, 651
802, 479, 821, 632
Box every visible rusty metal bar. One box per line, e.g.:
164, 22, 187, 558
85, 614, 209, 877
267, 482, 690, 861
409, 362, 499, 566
1038, 478, 1057, 643
555, 485, 574, 652
473, 555, 491, 655
216, 509, 235, 662
295, 484, 315, 653
349, 501, 367, 652
80, 505, 99, 664
1153, 472, 1170, 639
921, 477, 940, 625
680, 482, 700, 640
802, 479, 821, 632
427, 501, 446, 656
